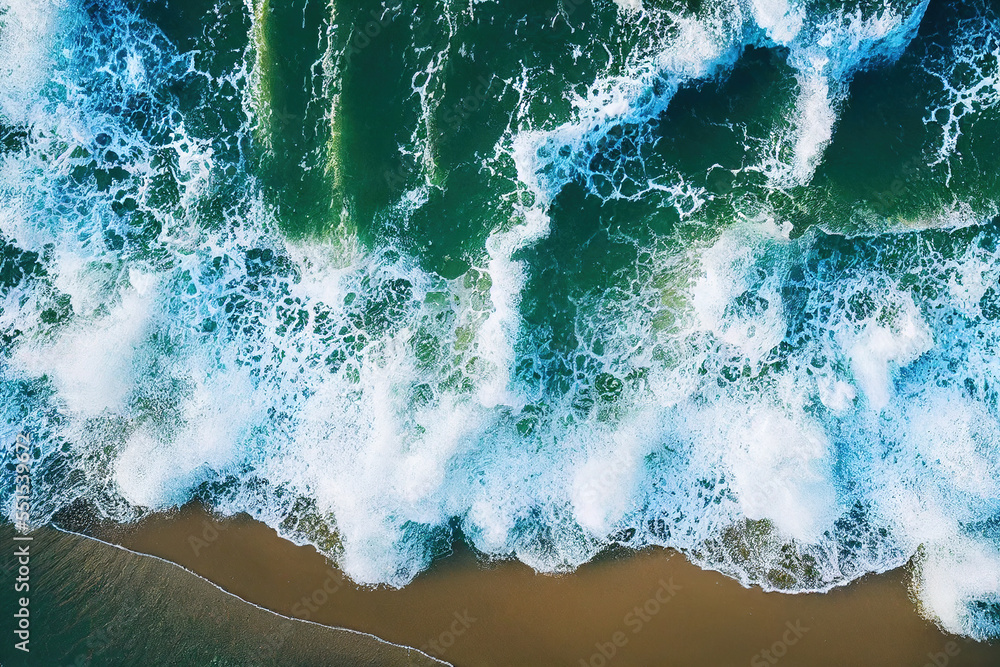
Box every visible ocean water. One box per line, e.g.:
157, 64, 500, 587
2, 0, 1000, 642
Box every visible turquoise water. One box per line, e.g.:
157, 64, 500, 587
2, 0, 1000, 641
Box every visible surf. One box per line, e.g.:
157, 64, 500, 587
2, 0, 1000, 641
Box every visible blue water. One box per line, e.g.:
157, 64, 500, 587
2, 0, 1000, 640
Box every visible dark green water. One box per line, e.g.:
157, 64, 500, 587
2, 0, 1000, 648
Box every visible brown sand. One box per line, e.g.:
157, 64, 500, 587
0, 523, 441, 666
83, 504, 1000, 667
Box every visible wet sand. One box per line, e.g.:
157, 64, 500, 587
0, 523, 441, 667
69, 503, 999, 667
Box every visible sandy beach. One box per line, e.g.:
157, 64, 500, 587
0, 522, 441, 667
63, 503, 998, 667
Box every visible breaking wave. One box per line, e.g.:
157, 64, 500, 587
2, 0, 1000, 640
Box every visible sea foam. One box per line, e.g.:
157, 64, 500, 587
2, 0, 1000, 642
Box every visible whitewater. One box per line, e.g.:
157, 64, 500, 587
2, 0, 1000, 641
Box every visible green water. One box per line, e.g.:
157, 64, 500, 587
4, 0, 1000, 648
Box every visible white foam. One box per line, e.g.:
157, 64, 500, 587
570, 420, 650, 536
115, 362, 259, 508
476, 206, 550, 409
816, 375, 856, 413
841, 294, 933, 411
13, 275, 157, 416
922, 8, 1000, 172
510, 1, 745, 205
0, 0, 70, 125
765, 0, 930, 185
690, 219, 789, 364
725, 407, 839, 543
5, 0, 1000, 644
751, 0, 804, 45
915, 535, 1000, 640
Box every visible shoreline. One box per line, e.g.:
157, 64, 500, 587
0, 522, 443, 667
64, 503, 1000, 666
50, 525, 450, 666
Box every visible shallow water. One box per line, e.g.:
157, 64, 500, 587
2, 0, 1000, 642
0, 523, 441, 666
